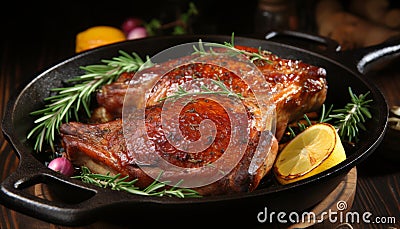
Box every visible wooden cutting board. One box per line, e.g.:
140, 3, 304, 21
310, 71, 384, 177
289, 167, 357, 228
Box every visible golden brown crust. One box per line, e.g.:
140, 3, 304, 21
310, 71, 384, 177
60, 47, 327, 195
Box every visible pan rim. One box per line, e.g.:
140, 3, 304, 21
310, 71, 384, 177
0, 34, 389, 212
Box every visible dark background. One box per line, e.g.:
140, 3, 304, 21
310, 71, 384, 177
4, 0, 260, 39
1, 0, 259, 71
3, 0, 400, 41
2, 0, 316, 44
1, 0, 319, 71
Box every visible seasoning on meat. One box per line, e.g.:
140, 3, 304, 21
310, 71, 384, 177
60, 46, 327, 196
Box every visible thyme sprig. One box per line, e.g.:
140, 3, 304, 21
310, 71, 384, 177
27, 51, 148, 152
287, 87, 373, 143
193, 33, 272, 63
158, 77, 244, 101
72, 166, 201, 198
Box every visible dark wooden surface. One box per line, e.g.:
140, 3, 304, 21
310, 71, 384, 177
1, 2, 399, 229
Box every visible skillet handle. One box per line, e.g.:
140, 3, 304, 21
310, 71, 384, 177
265, 30, 341, 53
265, 30, 400, 75
345, 35, 400, 74
0, 156, 117, 226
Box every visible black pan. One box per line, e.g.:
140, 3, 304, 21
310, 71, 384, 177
1, 31, 397, 227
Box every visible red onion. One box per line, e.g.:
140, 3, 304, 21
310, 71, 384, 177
121, 17, 143, 35
48, 157, 74, 177
127, 27, 147, 40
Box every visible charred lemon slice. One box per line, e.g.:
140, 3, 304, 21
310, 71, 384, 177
273, 123, 346, 185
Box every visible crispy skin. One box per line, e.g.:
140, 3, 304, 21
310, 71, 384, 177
96, 72, 133, 118
61, 119, 155, 188
240, 46, 328, 140
62, 101, 278, 195
97, 46, 327, 140
61, 47, 327, 195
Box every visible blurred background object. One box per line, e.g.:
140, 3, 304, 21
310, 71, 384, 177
254, 0, 299, 34
2, 0, 400, 53
253, 0, 319, 34
349, 0, 400, 30
75, 26, 126, 53
315, 0, 400, 50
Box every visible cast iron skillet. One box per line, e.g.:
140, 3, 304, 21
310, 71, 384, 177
1, 31, 397, 227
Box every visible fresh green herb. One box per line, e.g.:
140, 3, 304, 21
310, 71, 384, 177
193, 33, 273, 63
172, 2, 199, 35
27, 51, 149, 152
158, 77, 244, 102
319, 103, 334, 123
287, 104, 333, 138
329, 87, 373, 143
287, 87, 373, 143
287, 114, 311, 139
145, 2, 198, 36
144, 18, 162, 36
73, 166, 201, 198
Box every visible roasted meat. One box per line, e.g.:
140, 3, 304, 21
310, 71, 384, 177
97, 46, 327, 140
95, 72, 133, 119
60, 46, 327, 195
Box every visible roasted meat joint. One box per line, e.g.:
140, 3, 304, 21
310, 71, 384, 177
60, 44, 328, 196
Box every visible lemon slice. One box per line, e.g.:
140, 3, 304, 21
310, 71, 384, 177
273, 123, 346, 185
75, 26, 126, 53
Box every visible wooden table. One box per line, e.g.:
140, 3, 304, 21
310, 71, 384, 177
1, 7, 399, 229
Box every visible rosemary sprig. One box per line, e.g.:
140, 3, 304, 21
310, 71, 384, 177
288, 104, 333, 138
72, 166, 201, 198
287, 87, 372, 143
193, 33, 272, 63
329, 87, 373, 143
27, 51, 148, 152
158, 77, 244, 101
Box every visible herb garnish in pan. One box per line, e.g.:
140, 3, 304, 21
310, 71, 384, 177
27, 51, 148, 152
27, 35, 265, 153
287, 87, 373, 143
73, 166, 201, 198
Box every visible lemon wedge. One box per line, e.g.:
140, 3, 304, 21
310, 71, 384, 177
273, 123, 346, 185
75, 26, 126, 53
